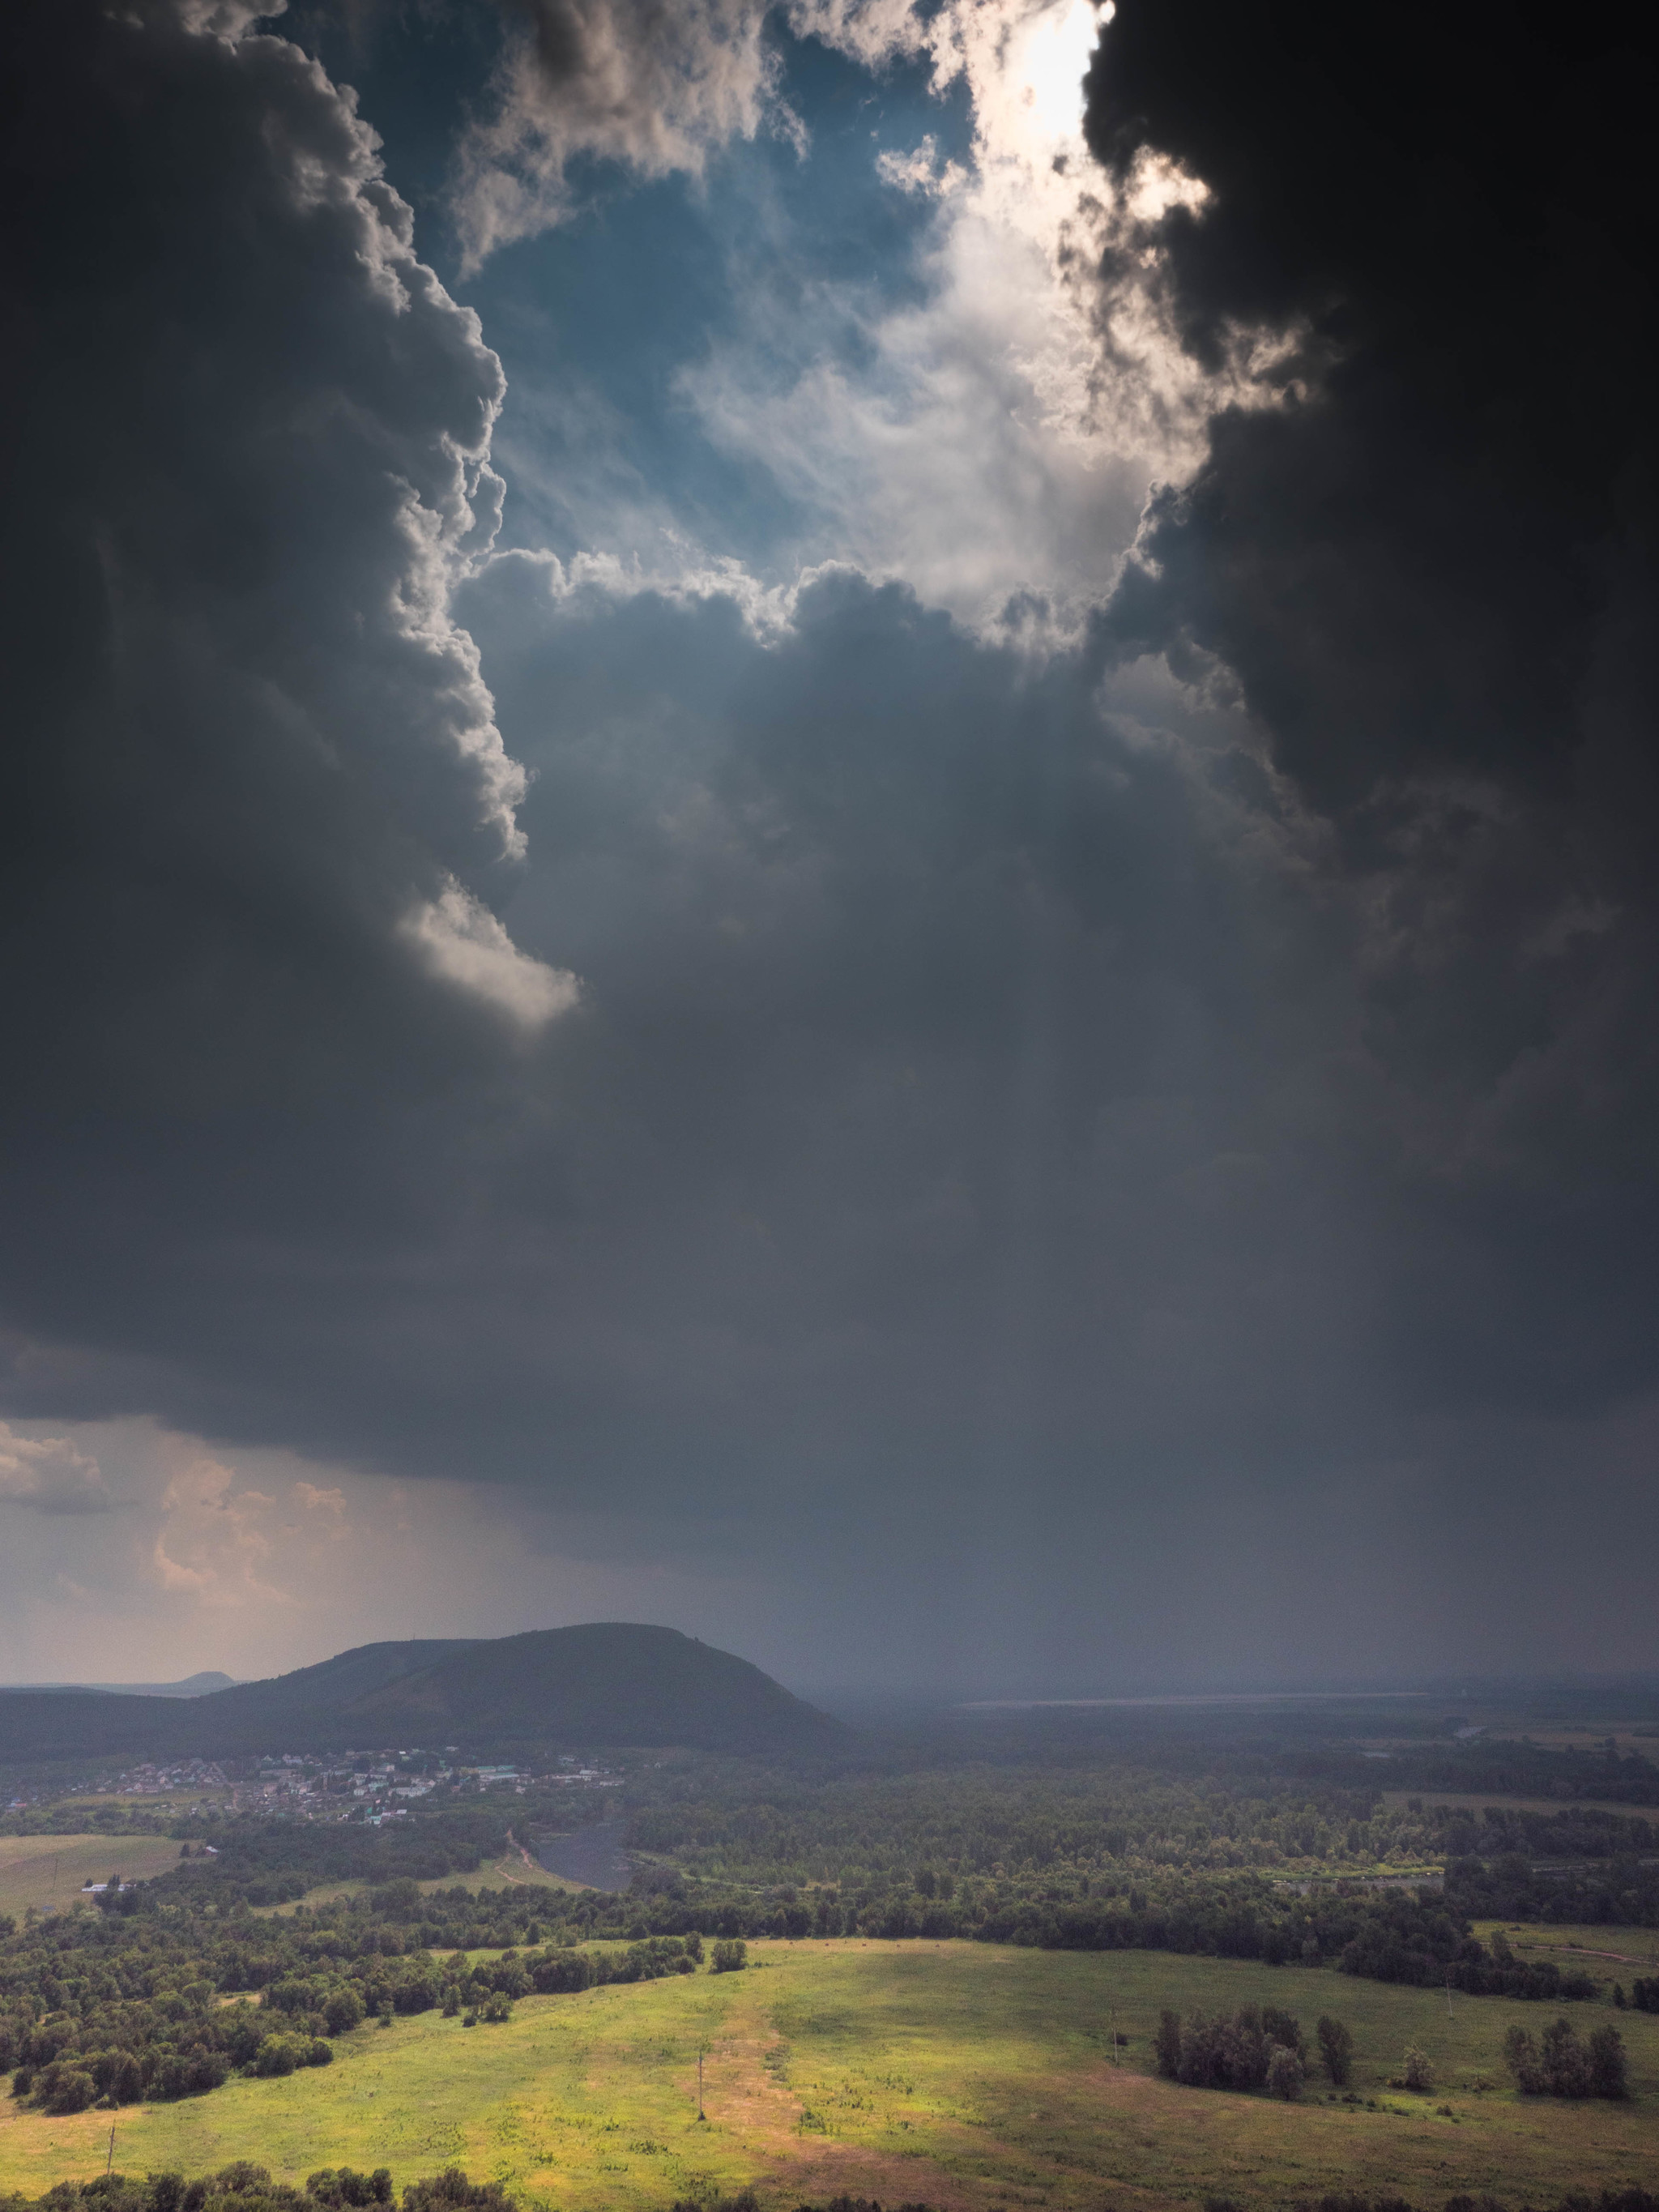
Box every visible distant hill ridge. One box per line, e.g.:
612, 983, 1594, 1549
0, 1625, 844, 1761
0, 1672, 238, 1698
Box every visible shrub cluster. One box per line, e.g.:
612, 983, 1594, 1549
1503, 2016, 1627, 2099
1154, 2004, 1307, 2096
0, 2165, 509, 2212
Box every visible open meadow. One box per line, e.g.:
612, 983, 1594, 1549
0, 1837, 183, 1919
4, 1940, 1658, 2212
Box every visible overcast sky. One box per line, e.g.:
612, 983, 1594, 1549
1, 0, 1654, 1695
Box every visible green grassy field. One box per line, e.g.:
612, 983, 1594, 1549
0, 1836, 183, 1919
3, 1941, 1657, 2211
1472, 1920, 1659, 1972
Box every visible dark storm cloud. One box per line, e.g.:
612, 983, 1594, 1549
4, 0, 1658, 1685
1083, 0, 1659, 1417
0, 0, 570, 1399
1085, 0, 1657, 808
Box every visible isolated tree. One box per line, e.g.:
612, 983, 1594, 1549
1316, 2015, 1354, 2086
1401, 2047, 1434, 2093
1589, 2024, 1629, 2099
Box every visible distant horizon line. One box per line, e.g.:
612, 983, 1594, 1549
958, 1690, 1434, 1709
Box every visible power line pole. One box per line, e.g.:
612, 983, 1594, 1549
697, 2047, 706, 2122
106, 2124, 116, 2176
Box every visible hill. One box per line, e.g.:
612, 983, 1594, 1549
0, 1672, 237, 1698
0, 1625, 843, 1763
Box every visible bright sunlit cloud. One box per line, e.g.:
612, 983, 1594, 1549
1005, 0, 1100, 149
667, 0, 1261, 626
401, 878, 580, 1028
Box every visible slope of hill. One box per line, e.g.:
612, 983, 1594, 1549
0, 1625, 843, 1762
345, 1625, 844, 1752
201, 1639, 481, 1725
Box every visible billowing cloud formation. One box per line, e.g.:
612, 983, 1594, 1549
456, 0, 785, 264
674, 0, 1246, 625
0, 0, 577, 1361
0, 1425, 116, 1516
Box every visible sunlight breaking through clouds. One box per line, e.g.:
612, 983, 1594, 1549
663, 0, 1269, 626
454, 0, 1283, 630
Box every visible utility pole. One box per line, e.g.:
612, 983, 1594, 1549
1110, 2008, 1119, 2065
697, 2047, 706, 2122
1445, 1971, 1454, 2018
106, 2124, 116, 2176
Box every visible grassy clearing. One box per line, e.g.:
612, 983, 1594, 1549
251, 1858, 587, 1919
4, 1942, 1659, 2210
1473, 1920, 1659, 1972
0, 1836, 183, 1919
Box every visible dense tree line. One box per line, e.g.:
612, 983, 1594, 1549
8, 2174, 1659, 2212
613, 1746, 1659, 1909
1444, 1851, 1659, 1930
0, 2165, 511, 2212
1294, 1739, 1659, 1809
1154, 2002, 1308, 2095
621, 1758, 1412, 1882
